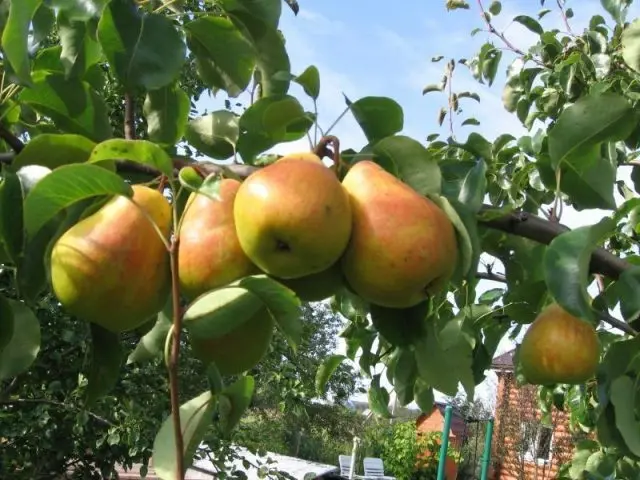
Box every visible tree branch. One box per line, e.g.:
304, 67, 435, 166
0, 398, 114, 428
124, 92, 135, 140
478, 208, 630, 280
0, 123, 24, 153
476, 271, 506, 283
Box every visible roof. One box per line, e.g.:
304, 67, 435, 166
115, 445, 340, 480
491, 349, 516, 372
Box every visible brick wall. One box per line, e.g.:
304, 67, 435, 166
491, 372, 575, 480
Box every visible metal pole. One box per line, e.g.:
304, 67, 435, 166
436, 405, 453, 480
480, 418, 495, 480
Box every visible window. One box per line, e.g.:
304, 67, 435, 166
520, 422, 553, 465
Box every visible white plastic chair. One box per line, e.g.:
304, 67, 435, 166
362, 457, 395, 480
339, 455, 354, 477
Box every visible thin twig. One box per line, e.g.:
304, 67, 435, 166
0, 123, 24, 153
556, 0, 573, 34
476, 0, 545, 66
0, 398, 113, 427
124, 92, 136, 140
474, 266, 637, 335
447, 60, 455, 139
168, 234, 185, 480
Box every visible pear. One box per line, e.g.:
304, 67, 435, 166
50, 185, 172, 333
519, 303, 600, 385
178, 179, 259, 301
234, 155, 352, 279
340, 161, 458, 308
191, 307, 275, 375
276, 261, 345, 302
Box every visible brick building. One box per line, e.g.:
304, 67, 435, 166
490, 350, 576, 480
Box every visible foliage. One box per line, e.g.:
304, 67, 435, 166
361, 420, 462, 480
0, 0, 640, 479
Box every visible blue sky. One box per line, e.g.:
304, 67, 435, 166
196, 1, 640, 409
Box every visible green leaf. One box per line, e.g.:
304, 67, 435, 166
370, 135, 441, 196
234, 275, 302, 350
428, 195, 474, 280
228, 12, 291, 97
32, 3, 55, 44
370, 301, 429, 347
458, 159, 487, 213
537, 151, 617, 211
614, 266, 640, 322
393, 348, 418, 406
461, 118, 480, 126
348, 96, 404, 143
368, 374, 392, 418
315, 354, 346, 395
220, 376, 255, 435
422, 83, 444, 95
237, 95, 312, 163
610, 376, 640, 457
218, 0, 282, 29
183, 287, 265, 340
143, 85, 190, 147
622, 19, 640, 73
414, 379, 435, 412
19, 72, 113, 141
1, 0, 41, 84
0, 169, 24, 262
185, 111, 240, 160
88, 139, 174, 177
48, 0, 107, 21
601, 0, 630, 24
548, 92, 635, 171
414, 322, 474, 397
153, 390, 217, 480
84, 323, 123, 406
13, 134, 96, 169
15, 206, 66, 303
185, 16, 256, 98
451, 132, 493, 162
295, 65, 320, 100
0, 299, 41, 381
0, 295, 14, 354
97, 0, 185, 90
544, 217, 616, 323
127, 297, 173, 364
22, 163, 132, 239
513, 15, 543, 34
58, 11, 102, 79
489, 1, 501, 15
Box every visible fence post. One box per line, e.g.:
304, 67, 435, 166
436, 405, 453, 480
480, 418, 495, 480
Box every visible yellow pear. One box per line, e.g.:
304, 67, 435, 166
340, 160, 458, 308
276, 261, 345, 302
233, 155, 352, 279
178, 179, 259, 301
50, 185, 172, 332
190, 307, 275, 375
519, 303, 600, 385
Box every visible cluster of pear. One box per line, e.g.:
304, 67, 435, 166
518, 302, 600, 386
49, 152, 460, 375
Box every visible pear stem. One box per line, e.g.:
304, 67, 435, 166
314, 135, 346, 176
168, 234, 186, 480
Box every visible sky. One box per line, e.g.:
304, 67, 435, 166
196, 0, 640, 412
